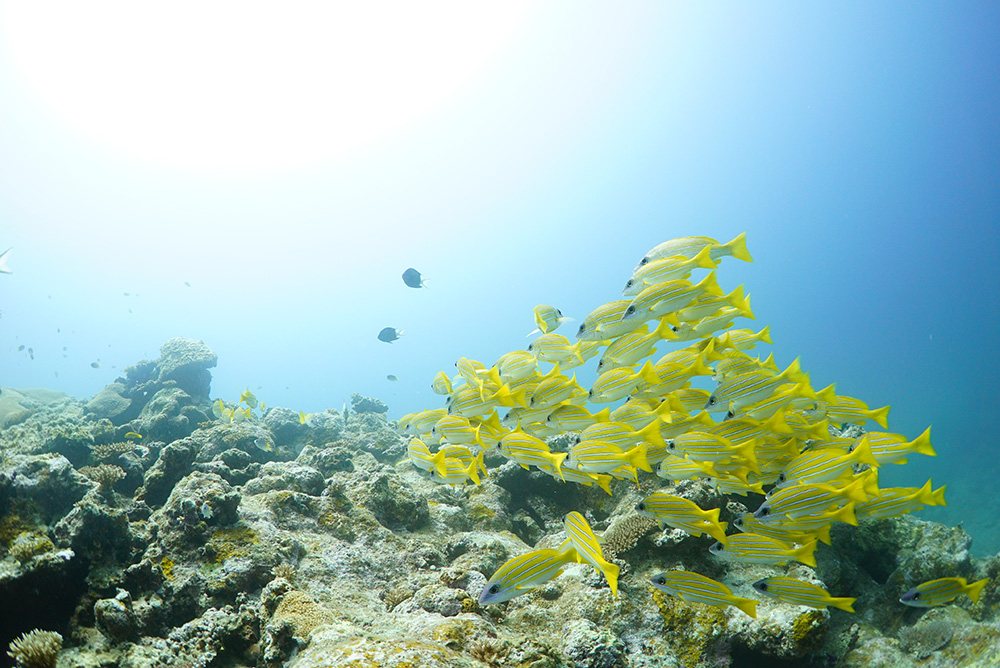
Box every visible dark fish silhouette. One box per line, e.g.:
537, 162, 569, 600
378, 327, 403, 343
387, 374, 398, 381
402, 268, 425, 288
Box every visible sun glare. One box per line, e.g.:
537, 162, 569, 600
1, 2, 529, 173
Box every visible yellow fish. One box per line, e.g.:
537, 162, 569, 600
124, 432, 143, 441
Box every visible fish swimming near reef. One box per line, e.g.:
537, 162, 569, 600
479, 546, 579, 605
899, 577, 988, 608
752, 577, 856, 612
650, 570, 758, 618
0, 247, 11, 274
402, 268, 426, 288
378, 327, 403, 343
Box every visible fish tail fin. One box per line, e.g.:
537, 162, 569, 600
432, 452, 450, 479
913, 426, 936, 457
638, 361, 660, 387
931, 484, 946, 506
602, 561, 620, 597
627, 443, 653, 473
592, 407, 612, 423
732, 596, 758, 618
475, 451, 487, 477
653, 317, 675, 341
758, 325, 773, 345
638, 420, 667, 447
966, 577, 989, 604
0, 247, 11, 274
829, 596, 856, 613
851, 437, 880, 468
692, 244, 717, 269
814, 524, 833, 545
708, 522, 729, 544
871, 405, 891, 429
796, 539, 819, 568
835, 502, 859, 526
695, 270, 724, 298
594, 474, 613, 496
551, 452, 568, 481
465, 457, 482, 486
724, 232, 753, 262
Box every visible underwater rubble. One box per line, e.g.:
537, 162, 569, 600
0, 274, 999, 667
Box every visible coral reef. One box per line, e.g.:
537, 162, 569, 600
0, 336, 997, 668
6, 629, 61, 668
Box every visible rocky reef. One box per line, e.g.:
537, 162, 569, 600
1, 338, 998, 668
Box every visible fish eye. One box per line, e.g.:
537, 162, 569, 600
715, 544, 724, 551
636, 502, 646, 511
489, 585, 499, 594
556, 309, 563, 316
625, 279, 634, 288
777, 473, 786, 482
759, 507, 769, 516
625, 306, 635, 316
757, 582, 768, 591
654, 575, 665, 584
708, 396, 717, 406
667, 440, 676, 450
911, 592, 920, 600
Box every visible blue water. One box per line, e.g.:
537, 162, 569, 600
1, 4, 998, 552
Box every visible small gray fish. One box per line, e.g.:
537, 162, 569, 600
377, 327, 403, 343
91, 361, 101, 368
387, 374, 398, 381
402, 268, 425, 288
254, 437, 273, 453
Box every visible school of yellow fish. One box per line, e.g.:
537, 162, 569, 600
400, 233, 985, 618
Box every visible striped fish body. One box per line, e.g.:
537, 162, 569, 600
579, 421, 645, 450
569, 441, 652, 474
856, 480, 946, 520
708, 326, 772, 354
754, 477, 870, 521
432, 415, 480, 446
430, 371, 453, 395
530, 375, 587, 409
733, 513, 833, 546
707, 358, 809, 413
624, 245, 717, 295
709, 533, 818, 567
635, 493, 726, 542
752, 577, 855, 612
596, 319, 674, 373
495, 350, 540, 383
538, 464, 613, 495
562, 512, 619, 596
860, 427, 935, 465
669, 431, 759, 472
656, 455, 718, 481
900, 576, 989, 608
632, 233, 752, 273
813, 394, 890, 428
623, 272, 723, 324
776, 441, 879, 488
610, 400, 671, 431
651, 571, 757, 618
588, 362, 660, 403
669, 388, 713, 414
528, 333, 583, 364
479, 547, 579, 605
546, 404, 609, 432
431, 452, 484, 486
670, 308, 739, 341
498, 432, 567, 477
407, 438, 445, 473
532, 304, 571, 335
447, 385, 498, 418
577, 300, 644, 341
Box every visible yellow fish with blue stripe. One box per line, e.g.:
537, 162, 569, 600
561, 512, 619, 596
752, 577, 855, 612
709, 533, 817, 567
479, 546, 579, 605
634, 492, 728, 543
633, 233, 752, 273
529, 304, 573, 336
651, 570, 757, 618
623, 246, 716, 296
900, 576, 988, 608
